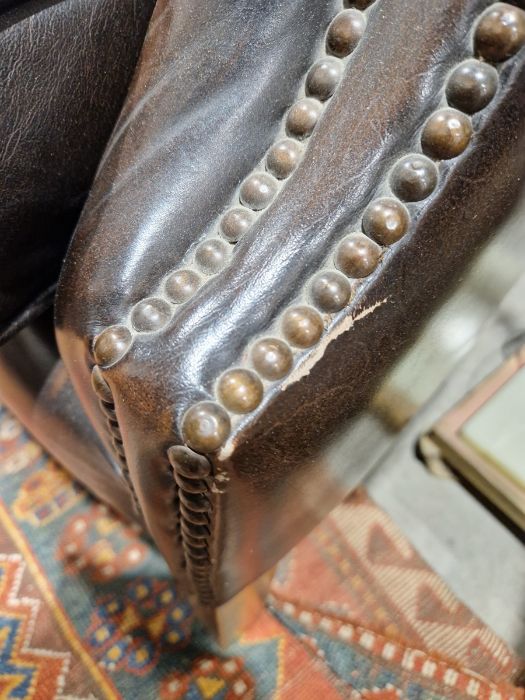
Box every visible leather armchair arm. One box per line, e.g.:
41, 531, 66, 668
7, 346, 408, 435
56, 0, 525, 606
0, 0, 155, 341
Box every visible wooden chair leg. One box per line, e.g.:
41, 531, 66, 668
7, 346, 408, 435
199, 569, 274, 648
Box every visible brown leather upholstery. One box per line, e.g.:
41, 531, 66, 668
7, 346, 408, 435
0, 0, 155, 342
3, 0, 525, 611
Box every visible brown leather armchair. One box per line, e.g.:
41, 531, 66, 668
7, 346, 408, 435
1, 0, 525, 636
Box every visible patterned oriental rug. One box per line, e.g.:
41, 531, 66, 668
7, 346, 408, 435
0, 403, 523, 700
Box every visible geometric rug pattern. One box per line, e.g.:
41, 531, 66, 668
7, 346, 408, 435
0, 554, 69, 699
0, 404, 523, 699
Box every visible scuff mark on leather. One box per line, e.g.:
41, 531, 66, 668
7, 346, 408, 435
211, 470, 230, 494
217, 296, 390, 461
281, 296, 390, 390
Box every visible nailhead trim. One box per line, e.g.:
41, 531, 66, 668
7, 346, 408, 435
168, 446, 215, 604
90, 0, 375, 600
90, 366, 142, 514
90, 0, 375, 366
180, 2, 524, 454
88, 2, 525, 603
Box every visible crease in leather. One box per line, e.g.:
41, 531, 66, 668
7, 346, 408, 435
54, 0, 525, 600
55, 0, 340, 591
0, 283, 56, 346
86, 0, 482, 422
0, 0, 155, 338
56, 0, 337, 463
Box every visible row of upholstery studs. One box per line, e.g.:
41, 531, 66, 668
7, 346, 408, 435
179, 2, 525, 454
91, 0, 377, 369
158, 0, 379, 602
91, 367, 142, 509
168, 446, 215, 604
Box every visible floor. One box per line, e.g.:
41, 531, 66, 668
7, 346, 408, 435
0, 404, 522, 698
367, 272, 525, 656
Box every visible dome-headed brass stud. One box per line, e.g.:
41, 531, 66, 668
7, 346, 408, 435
474, 3, 525, 63
362, 197, 410, 245
306, 58, 343, 101
390, 154, 438, 202
217, 368, 263, 414
266, 139, 303, 180
219, 207, 255, 243
195, 239, 230, 275
282, 306, 324, 348
310, 271, 352, 312
99, 401, 116, 420
168, 445, 211, 479
91, 365, 113, 403
180, 502, 210, 526
131, 297, 171, 332
181, 401, 231, 453
286, 98, 323, 139
165, 269, 201, 304
335, 233, 381, 278
251, 338, 293, 380
421, 108, 472, 160
446, 60, 498, 114
93, 326, 132, 367
326, 10, 366, 58
107, 420, 122, 440
239, 172, 278, 211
